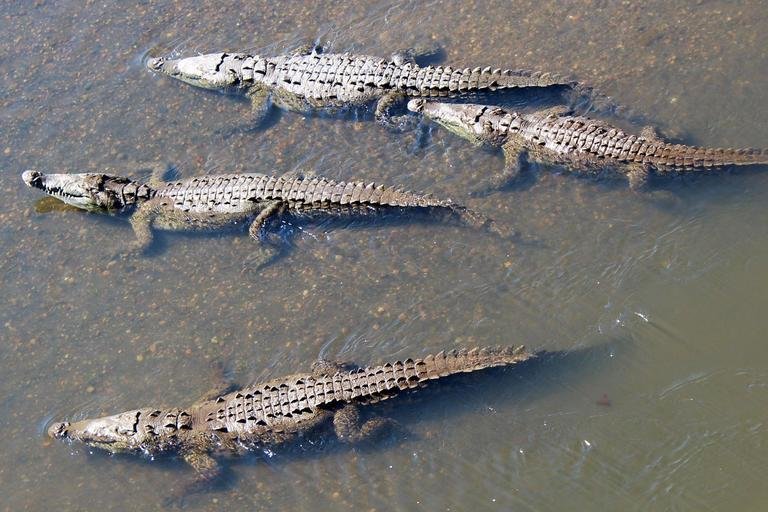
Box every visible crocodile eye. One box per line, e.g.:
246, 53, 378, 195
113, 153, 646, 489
116, 423, 136, 435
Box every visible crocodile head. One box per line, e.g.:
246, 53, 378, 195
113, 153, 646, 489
22, 171, 148, 211
48, 409, 157, 453
408, 99, 494, 146
147, 52, 249, 90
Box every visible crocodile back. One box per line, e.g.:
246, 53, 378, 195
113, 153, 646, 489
257, 53, 574, 104
202, 346, 532, 436
157, 174, 262, 214
156, 173, 451, 213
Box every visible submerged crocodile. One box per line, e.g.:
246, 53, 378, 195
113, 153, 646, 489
48, 346, 533, 488
22, 169, 500, 262
408, 99, 768, 190
146, 46, 590, 131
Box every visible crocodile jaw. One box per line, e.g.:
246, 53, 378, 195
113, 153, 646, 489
22, 171, 136, 211
48, 410, 148, 453
147, 52, 247, 90
407, 99, 486, 145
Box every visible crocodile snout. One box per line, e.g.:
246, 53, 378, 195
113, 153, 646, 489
22, 170, 42, 187
48, 421, 70, 439
407, 98, 426, 113
146, 57, 164, 70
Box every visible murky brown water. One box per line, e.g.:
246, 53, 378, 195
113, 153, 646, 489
1, 1, 768, 510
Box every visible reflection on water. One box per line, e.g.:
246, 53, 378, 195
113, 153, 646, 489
1, 1, 768, 510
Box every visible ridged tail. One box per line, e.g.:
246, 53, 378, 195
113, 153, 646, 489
312, 346, 533, 406
646, 144, 768, 170
293, 178, 452, 209
408, 65, 622, 119
682, 146, 768, 168
410, 65, 576, 94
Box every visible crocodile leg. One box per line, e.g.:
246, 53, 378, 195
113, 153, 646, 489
270, 87, 317, 115
245, 84, 273, 126
500, 140, 526, 184
215, 84, 273, 137
165, 445, 222, 507
391, 45, 442, 65
625, 162, 678, 205
470, 139, 527, 197
291, 43, 321, 56
126, 197, 169, 254
375, 91, 417, 132
640, 125, 662, 142
391, 49, 417, 65
626, 163, 651, 190
182, 449, 221, 483
245, 201, 286, 270
536, 105, 572, 118
248, 201, 284, 240
311, 359, 357, 377
333, 404, 395, 443
493, 140, 526, 190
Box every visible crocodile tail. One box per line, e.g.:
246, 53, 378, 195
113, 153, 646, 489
398, 63, 628, 121
374, 185, 448, 208
413, 345, 534, 379
451, 65, 613, 109
471, 67, 613, 113
649, 145, 768, 170
313, 346, 533, 406
344, 181, 453, 209
494, 68, 578, 90
414, 65, 576, 94
706, 147, 768, 167
286, 178, 450, 208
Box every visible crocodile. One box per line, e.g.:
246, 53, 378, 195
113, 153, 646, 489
408, 99, 768, 190
146, 46, 592, 131
22, 169, 500, 263
48, 346, 534, 489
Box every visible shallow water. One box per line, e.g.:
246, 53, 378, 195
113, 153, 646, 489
1, 1, 768, 510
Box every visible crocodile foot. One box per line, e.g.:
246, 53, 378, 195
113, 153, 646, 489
333, 404, 400, 443
312, 359, 359, 377
644, 188, 682, 210
241, 245, 280, 273
291, 42, 322, 56
391, 44, 444, 66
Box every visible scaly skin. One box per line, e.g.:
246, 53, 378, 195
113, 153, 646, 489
146, 46, 587, 131
48, 346, 534, 488
408, 99, 768, 190
22, 169, 500, 263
